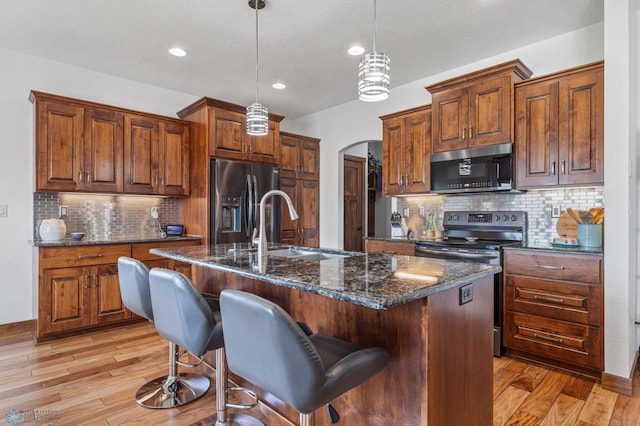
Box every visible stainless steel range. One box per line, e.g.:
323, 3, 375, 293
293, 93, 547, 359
415, 211, 527, 356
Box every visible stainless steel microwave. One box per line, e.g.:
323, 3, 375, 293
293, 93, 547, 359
430, 143, 514, 194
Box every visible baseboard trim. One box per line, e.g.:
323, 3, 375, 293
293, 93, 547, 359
601, 351, 638, 396
0, 319, 36, 335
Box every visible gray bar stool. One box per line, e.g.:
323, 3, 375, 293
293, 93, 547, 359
149, 268, 262, 425
118, 257, 213, 408
219, 289, 390, 426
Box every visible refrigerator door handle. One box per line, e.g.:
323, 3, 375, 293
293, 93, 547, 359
245, 175, 253, 238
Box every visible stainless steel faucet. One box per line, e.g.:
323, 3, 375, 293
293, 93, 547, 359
255, 190, 298, 257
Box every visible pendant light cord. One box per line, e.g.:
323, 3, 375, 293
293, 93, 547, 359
254, 1, 260, 104
372, 0, 377, 51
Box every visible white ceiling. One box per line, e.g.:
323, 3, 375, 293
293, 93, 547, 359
0, 0, 603, 119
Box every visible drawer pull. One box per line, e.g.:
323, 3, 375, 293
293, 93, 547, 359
533, 295, 565, 304
534, 264, 565, 270
77, 254, 104, 260
534, 333, 564, 344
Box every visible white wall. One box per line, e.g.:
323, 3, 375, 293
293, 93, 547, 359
603, 1, 639, 379
0, 48, 198, 324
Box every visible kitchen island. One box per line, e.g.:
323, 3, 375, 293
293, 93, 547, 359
150, 243, 501, 425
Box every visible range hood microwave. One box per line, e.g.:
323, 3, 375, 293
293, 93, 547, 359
430, 143, 514, 194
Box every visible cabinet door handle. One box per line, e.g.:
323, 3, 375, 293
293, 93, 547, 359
469, 126, 473, 139
78, 169, 84, 183
84, 276, 90, 289
551, 161, 556, 175
533, 294, 565, 304
154, 176, 159, 187
462, 127, 466, 140
561, 160, 566, 174
534, 264, 564, 270
86, 171, 92, 183
161, 176, 165, 187
77, 254, 104, 260
534, 333, 564, 344
92, 275, 98, 288
406, 175, 410, 186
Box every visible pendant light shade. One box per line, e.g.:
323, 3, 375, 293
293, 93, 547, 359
246, 102, 269, 135
358, 52, 390, 101
247, 0, 268, 136
358, 0, 390, 102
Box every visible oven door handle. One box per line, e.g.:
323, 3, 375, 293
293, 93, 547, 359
415, 247, 500, 261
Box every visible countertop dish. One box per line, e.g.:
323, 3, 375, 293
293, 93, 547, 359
149, 242, 501, 310
32, 234, 202, 247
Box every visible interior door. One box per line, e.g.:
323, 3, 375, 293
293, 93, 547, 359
343, 155, 365, 251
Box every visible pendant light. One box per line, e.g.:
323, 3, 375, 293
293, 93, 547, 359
246, 0, 269, 136
358, 0, 390, 102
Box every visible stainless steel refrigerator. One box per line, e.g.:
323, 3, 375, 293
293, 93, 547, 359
210, 159, 281, 245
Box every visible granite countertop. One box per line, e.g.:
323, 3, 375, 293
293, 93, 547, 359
32, 234, 202, 247
149, 242, 501, 310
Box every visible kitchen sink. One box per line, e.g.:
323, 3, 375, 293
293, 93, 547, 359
268, 248, 355, 261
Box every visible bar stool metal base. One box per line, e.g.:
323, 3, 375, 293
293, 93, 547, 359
193, 413, 264, 426
135, 373, 210, 409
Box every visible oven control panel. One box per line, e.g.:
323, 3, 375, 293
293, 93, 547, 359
443, 211, 526, 228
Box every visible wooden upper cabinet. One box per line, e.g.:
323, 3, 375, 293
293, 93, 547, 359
33, 99, 85, 192
279, 132, 320, 181
31, 91, 190, 195
208, 105, 281, 165
515, 62, 603, 188
85, 108, 124, 192
248, 120, 280, 164
210, 108, 245, 160
123, 114, 158, 194
124, 115, 190, 195
427, 59, 532, 153
380, 105, 431, 196
159, 121, 190, 196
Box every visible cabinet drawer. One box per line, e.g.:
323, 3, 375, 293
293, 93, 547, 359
504, 311, 602, 370
39, 244, 131, 269
132, 240, 200, 261
505, 275, 602, 326
504, 250, 601, 284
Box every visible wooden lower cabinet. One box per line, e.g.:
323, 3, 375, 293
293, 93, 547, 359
37, 239, 201, 341
503, 249, 603, 376
364, 239, 415, 256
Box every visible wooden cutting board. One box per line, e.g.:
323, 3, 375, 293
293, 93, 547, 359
556, 212, 579, 237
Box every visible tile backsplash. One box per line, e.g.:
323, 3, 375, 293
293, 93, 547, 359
33, 193, 181, 240
396, 187, 604, 245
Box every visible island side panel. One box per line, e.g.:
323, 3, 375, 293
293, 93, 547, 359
193, 265, 428, 425
427, 274, 494, 425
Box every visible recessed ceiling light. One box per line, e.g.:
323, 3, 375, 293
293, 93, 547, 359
272, 82, 286, 90
348, 45, 365, 56
169, 48, 187, 57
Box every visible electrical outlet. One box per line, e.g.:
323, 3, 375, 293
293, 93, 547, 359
0, 204, 7, 218
150, 207, 159, 219
59, 205, 68, 218
419, 207, 425, 218
460, 284, 473, 305
552, 205, 561, 218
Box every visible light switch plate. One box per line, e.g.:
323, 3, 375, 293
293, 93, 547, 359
552, 205, 561, 218
59, 205, 68, 218
0, 204, 7, 218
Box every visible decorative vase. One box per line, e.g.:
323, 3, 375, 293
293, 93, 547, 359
39, 218, 67, 241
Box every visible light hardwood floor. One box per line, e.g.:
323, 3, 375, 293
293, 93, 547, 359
1, 321, 638, 425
